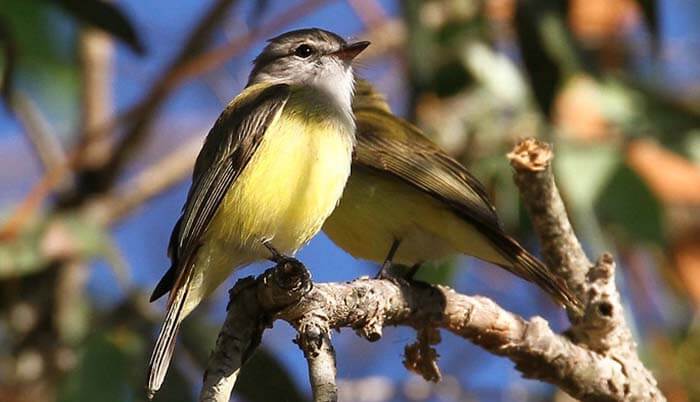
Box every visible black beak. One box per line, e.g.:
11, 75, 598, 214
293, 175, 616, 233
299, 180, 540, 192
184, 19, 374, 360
331, 41, 370, 61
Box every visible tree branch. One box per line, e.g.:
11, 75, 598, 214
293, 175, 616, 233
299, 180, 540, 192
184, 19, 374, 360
296, 318, 338, 402
198, 138, 665, 402
507, 138, 590, 289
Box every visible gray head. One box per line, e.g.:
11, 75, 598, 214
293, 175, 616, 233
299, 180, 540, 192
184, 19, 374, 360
248, 29, 369, 115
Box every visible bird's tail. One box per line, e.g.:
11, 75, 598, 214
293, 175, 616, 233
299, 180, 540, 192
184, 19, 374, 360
489, 232, 583, 315
146, 266, 194, 399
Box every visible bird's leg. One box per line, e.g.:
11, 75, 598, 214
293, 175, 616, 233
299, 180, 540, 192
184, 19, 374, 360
262, 240, 297, 265
406, 263, 422, 280
376, 239, 401, 279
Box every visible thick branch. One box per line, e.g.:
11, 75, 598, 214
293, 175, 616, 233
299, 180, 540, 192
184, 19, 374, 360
508, 138, 664, 399
201, 265, 660, 402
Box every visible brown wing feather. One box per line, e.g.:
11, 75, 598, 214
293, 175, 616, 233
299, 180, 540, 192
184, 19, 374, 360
354, 109, 500, 231
149, 84, 290, 302
146, 85, 291, 397
353, 108, 582, 313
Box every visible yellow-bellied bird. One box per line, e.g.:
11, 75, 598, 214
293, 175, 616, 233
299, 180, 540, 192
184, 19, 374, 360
323, 80, 582, 313
146, 29, 369, 397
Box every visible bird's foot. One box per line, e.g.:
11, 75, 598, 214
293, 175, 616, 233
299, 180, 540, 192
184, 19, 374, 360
375, 261, 393, 280
263, 241, 296, 264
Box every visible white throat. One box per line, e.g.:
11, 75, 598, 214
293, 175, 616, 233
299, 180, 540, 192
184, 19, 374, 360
310, 66, 356, 130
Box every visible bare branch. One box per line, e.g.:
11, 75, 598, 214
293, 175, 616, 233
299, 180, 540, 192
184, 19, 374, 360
296, 316, 338, 402
508, 138, 590, 288
77, 27, 114, 170
198, 138, 666, 402
11, 92, 66, 172
169, 0, 327, 87
87, 136, 202, 225
201, 261, 663, 402
198, 260, 312, 402
70, 0, 239, 198
508, 138, 664, 399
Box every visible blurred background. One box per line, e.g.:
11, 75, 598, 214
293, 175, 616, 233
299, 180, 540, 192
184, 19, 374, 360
0, 0, 699, 401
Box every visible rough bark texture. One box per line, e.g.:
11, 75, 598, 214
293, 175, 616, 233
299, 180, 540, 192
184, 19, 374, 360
198, 138, 666, 402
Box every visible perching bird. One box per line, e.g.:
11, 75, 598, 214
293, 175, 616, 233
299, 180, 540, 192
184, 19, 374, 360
323, 79, 582, 313
146, 29, 369, 397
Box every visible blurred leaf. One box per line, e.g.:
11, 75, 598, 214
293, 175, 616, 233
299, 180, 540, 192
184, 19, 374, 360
403, 0, 479, 102
52, 0, 145, 54
635, 0, 659, 52
555, 141, 622, 207
462, 41, 528, 107
0, 16, 17, 105
236, 348, 308, 402
0, 0, 79, 127
0, 219, 49, 278
514, 0, 564, 118
432, 60, 472, 97
595, 164, 664, 245
58, 333, 129, 402
600, 77, 700, 153
515, 0, 592, 119
403, 0, 439, 94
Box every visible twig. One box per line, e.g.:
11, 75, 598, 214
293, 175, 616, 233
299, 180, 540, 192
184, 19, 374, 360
71, 0, 240, 197
507, 138, 590, 289
11, 92, 66, 173
508, 138, 664, 398
77, 26, 114, 170
87, 136, 202, 225
295, 317, 338, 402
198, 260, 312, 402
168, 0, 328, 88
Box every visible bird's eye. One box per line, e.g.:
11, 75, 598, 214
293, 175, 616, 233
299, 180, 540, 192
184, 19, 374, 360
294, 44, 314, 58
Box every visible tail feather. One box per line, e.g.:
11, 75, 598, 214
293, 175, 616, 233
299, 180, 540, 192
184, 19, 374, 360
146, 267, 193, 399
490, 233, 583, 315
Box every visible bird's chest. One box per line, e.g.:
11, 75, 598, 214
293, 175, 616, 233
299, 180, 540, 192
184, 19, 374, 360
211, 114, 354, 254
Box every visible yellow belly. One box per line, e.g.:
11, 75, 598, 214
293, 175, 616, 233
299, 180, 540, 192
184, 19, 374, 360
323, 166, 509, 267
183, 108, 353, 314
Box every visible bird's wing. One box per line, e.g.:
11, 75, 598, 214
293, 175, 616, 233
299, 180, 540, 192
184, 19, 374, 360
353, 108, 501, 231
353, 109, 583, 314
150, 83, 290, 301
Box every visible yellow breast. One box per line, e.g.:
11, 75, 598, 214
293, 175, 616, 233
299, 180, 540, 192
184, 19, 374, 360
323, 166, 509, 267
206, 96, 354, 258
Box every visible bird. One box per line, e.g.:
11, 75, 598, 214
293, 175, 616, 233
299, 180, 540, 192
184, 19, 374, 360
322, 79, 582, 314
146, 29, 369, 397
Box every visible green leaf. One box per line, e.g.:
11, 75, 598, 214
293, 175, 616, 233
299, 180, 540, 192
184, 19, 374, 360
514, 0, 564, 118
600, 77, 700, 153
594, 164, 664, 245
432, 60, 472, 97
554, 141, 622, 208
